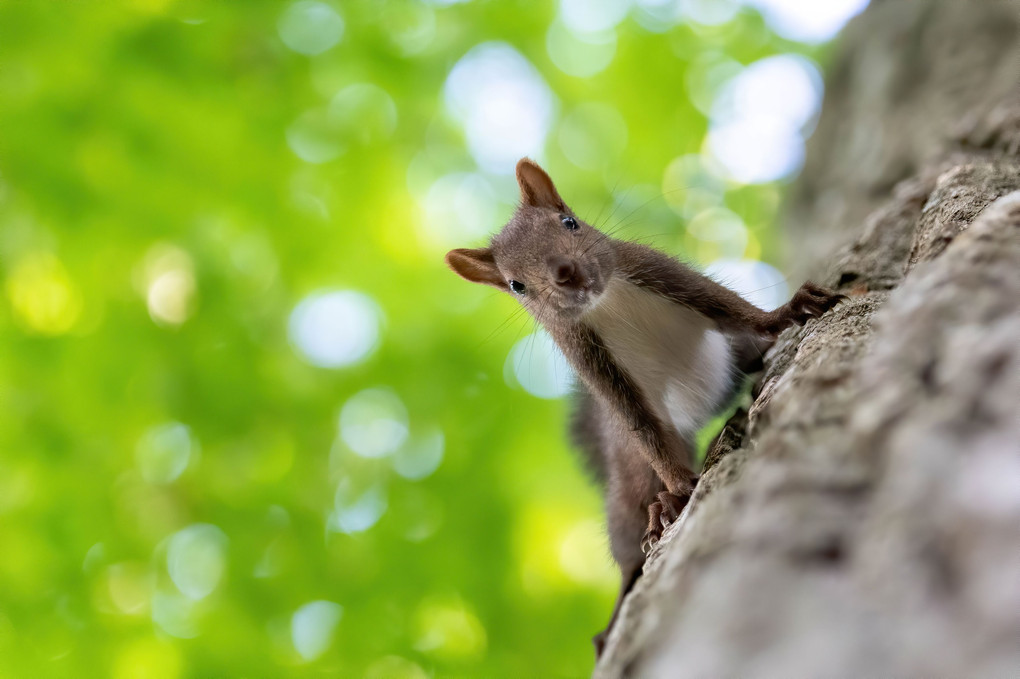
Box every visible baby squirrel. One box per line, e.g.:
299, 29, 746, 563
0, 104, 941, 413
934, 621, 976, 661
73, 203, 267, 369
446, 158, 843, 656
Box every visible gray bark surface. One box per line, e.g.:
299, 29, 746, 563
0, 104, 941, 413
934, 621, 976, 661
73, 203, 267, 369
594, 1, 1020, 677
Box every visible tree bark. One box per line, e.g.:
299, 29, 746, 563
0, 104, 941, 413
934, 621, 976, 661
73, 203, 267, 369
594, 1, 1020, 677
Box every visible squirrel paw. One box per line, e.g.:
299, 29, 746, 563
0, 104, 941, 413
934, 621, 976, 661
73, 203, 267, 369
765, 282, 845, 336
640, 490, 693, 555
656, 490, 689, 528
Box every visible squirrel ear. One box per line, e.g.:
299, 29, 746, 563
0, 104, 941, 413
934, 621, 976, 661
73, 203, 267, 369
445, 247, 506, 289
516, 158, 567, 211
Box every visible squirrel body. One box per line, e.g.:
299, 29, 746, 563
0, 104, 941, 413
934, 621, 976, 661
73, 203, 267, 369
585, 277, 736, 439
446, 159, 843, 656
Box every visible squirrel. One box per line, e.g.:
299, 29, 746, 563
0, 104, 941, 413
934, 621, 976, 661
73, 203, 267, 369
445, 158, 844, 657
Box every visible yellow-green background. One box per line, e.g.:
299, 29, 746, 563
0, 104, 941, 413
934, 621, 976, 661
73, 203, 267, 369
0, 1, 837, 676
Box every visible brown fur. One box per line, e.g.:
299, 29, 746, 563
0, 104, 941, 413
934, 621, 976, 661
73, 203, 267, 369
446, 158, 843, 657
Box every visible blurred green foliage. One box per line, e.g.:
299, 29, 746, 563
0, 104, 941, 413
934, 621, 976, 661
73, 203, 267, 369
0, 1, 832, 677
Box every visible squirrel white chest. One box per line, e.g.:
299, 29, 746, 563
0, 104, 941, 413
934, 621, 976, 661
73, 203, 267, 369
584, 278, 735, 438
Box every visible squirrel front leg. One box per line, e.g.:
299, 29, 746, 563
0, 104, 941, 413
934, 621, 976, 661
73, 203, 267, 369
614, 240, 844, 337
565, 326, 696, 555
559, 324, 698, 498
760, 280, 847, 336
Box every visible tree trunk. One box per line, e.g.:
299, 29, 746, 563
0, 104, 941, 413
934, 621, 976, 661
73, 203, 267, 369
594, 1, 1020, 676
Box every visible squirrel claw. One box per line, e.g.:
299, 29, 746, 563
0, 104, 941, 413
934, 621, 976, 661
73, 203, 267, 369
764, 283, 844, 335
640, 490, 692, 555
789, 282, 844, 323
640, 531, 659, 556
656, 490, 689, 529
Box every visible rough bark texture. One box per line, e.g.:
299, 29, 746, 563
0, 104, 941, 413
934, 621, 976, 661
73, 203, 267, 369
594, 1, 1020, 677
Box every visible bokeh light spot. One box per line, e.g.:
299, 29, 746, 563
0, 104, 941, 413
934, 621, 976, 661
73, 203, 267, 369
136, 422, 195, 485
684, 51, 743, 115
413, 596, 487, 660
546, 21, 617, 78
139, 244, 197, 328
705, 258, 789, 310
151, 588, 199, 639
634, 0, 679, 31
289, 83, 397, 160
288, 290, 382, 368
364, 656, 429, 679
515, 503, 611, 596
558, 519, 617, 587
166, 524, 228, 601
392, 427, 445, 480
706, 54, 823, 184
559, 0, 631, 34
147, 270, 195, 326
746, 0, 869, 43
278, 1, 344, 55
339, 387, 408, 458
106, 562, 152, 615
387, 3, 436, 55
444, 42, 555, 173
420, 172, 498, 250
686, 207, 748, 260
679, 0, 740, 26
331, 480, 387, 534
712, 54, 823, 133
286, 107, 346, 163
505, 330, 574, 399
291, 600, 343, 662
662, 154, 725, 219
330, 83, 398, 145
706, 116, 804, 184
5, 252, 83, 335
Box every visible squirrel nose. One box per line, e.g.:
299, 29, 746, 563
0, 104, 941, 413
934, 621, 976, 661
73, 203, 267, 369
548, 256, 581, 287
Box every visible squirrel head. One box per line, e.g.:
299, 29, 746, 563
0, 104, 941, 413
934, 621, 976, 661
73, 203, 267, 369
445, 158, 617, 325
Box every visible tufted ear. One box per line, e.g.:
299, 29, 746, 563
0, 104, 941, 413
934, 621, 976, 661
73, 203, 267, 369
516, 158, 567, 211
445, 247, 505, 289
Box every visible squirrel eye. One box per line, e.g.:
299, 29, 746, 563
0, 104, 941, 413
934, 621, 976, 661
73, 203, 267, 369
561, 215, 579, 231
508, 280, 526, 295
